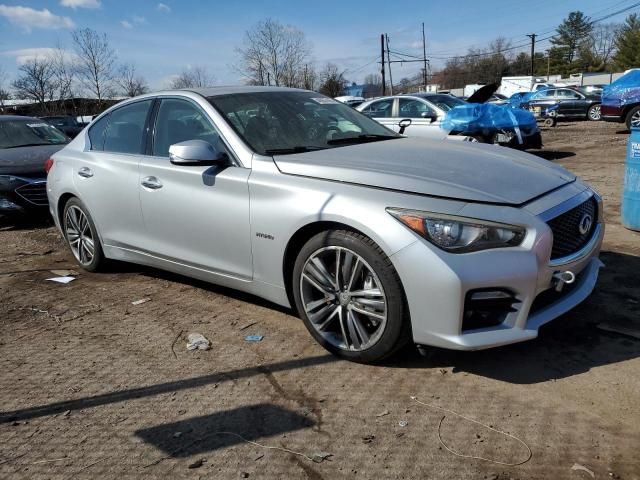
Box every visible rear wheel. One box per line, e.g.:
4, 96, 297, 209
62, 197, 105, 272
626, 106, 640, 130
587, 104, 601, 121
292, 230, 410, 363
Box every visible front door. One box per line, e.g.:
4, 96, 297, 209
138, 97, 252, 279
396, 98, 448, 140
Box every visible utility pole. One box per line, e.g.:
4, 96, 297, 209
526, 33, 537, 76
380, 34, 386, 96
422, 22, 427, 90
385, 34, 393, 95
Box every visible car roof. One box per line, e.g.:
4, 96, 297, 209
182, 85, 309, 97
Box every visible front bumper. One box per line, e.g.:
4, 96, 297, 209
0, 175, 49, 216
391, 189, 604, 350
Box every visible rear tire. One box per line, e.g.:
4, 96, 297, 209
626, 105, 640, 131
292, 230, 410, 363
587, 104, 601, 121
62, 197, 106, 272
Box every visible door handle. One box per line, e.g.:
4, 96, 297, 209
141, 176, 163, 190
78, 167, 93, 178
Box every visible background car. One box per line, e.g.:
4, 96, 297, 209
521, 87, 602, 121
0, 116, 68, 217
601, 69, 640, 130
41, 115, 84, 138
357, 93, 541, 149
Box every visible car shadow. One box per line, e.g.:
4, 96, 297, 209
136, 404, 314, 459
529, 150, 576, 161
386, 250, 640, 384
0, 214, 53, 231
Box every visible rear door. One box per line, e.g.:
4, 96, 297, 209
396, 98, 448, 139
138, 97, 252, 278
74, 99, 153, 249
359, 99, 397, 131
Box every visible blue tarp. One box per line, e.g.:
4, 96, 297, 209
603, 70, 640, 106
441, 103, 538, 137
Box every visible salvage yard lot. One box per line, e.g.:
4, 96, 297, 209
1, 121, 639, 479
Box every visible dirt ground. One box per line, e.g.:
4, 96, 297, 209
1, 121, 639, 480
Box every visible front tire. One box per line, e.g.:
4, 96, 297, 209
587, 104, 601, 121
292, 230, 410, 363
62, 197, 105, 272
626, 105, 640, 131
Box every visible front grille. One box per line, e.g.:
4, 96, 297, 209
547, 197, 597, 260
15, 181, 48, 206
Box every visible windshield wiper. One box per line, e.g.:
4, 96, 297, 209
326, 134, 399, 145
4, 142, 56, 149
264, 146, 326, 155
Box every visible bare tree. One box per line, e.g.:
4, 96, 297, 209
301, 63, 317, 90
52, 45, 76, 111
12, 57, 58, 114
236, 18, 311, 87
0, 65, 10, 110
169, 66, 215, 89
116, 63, 149, 97
71, 28, 116, 105
318, 63, 346, 98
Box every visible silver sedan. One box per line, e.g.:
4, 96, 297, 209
46, 86, 604, 362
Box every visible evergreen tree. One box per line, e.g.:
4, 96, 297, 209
550, 11, 593, 67
614, 14, 640, 70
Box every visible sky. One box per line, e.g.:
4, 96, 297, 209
0, 0, 638, 91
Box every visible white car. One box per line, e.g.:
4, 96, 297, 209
357, 93, 542, 149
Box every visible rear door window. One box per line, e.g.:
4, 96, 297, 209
102, 100, 153, 154
360, 99, 394, 118
88, 114, 110, 151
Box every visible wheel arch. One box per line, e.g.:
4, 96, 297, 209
57, 192, 77, 225
281, 220, 410, 317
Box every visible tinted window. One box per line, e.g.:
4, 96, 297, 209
361, 99, 393, 118
398, 98, 436, 118
88, 114, 109, 151
153, 98, 227, 157
557, 89, 580, 99
0, 119, 68, 149
103, 100, 152, 154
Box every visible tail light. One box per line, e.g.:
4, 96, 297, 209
44, 158, 54, 175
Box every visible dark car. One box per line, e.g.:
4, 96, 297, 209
521, 87, 602, 121
601, 70, 640, 130
41, 115, 84, 138
0, 116, 68, 217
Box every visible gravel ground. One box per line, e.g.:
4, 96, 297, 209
1, 120, 639, 480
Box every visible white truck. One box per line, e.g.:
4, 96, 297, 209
498, 76, 561, 97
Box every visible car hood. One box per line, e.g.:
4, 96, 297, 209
0, 144, 65, 176
274, 137, 575, 205
467, 83, 499, 104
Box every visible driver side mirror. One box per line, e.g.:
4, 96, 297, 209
421, 112, 438, 123
169, 139, 227, 166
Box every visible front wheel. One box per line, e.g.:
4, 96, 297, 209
587, 104, 601, 121
626, 106, 640, 130
62, 197, 106, 272
292, 230, 410, 363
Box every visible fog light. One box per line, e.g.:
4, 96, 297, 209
0, 197, 20, 210
463, 289, 520, 332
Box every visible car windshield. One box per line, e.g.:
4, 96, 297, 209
208, 91, 400, 155
421, 94, 466, 112
0, 119, 68, 149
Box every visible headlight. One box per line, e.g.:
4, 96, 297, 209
387, 208, 525, 253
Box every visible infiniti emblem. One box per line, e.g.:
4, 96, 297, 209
578, 213, 593, 235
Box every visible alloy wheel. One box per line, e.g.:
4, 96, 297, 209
299, 246, 388, 351
632, 109, 640, 128
589, 105, 601, 121
64, 205, 95, 266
